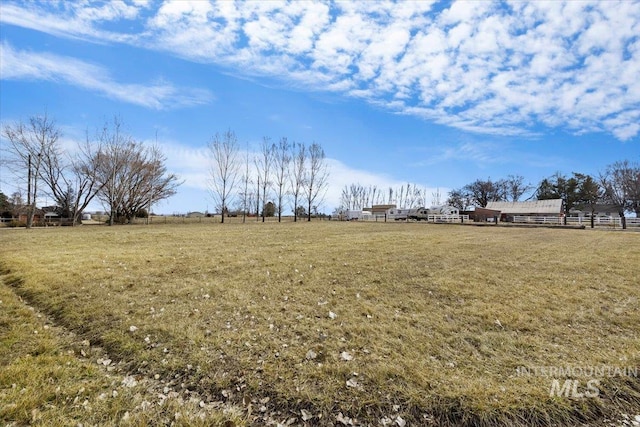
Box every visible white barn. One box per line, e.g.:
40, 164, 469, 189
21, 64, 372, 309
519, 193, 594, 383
486, 199, 563, 221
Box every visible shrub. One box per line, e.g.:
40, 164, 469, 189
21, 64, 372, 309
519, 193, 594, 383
6, 220, 27, 228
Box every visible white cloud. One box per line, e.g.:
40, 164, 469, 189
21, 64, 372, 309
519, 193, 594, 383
0, 42, 213, 109
0, 2, 142, 43
2, 0, 640, 140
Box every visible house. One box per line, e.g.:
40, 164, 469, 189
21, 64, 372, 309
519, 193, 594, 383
17, 207, 44, 224
486, 199, 563, 222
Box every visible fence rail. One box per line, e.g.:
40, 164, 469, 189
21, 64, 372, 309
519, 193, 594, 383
353, 214, 470, 223
512, 216, 640, 227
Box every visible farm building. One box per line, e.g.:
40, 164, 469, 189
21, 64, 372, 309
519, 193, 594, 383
486, 199, 563, 222
368, 204, 396, 215
462, 207, 502, 222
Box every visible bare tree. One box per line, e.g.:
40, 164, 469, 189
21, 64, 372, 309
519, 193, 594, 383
208, 130, 240, 223
255, 137, 274, 222
94, 118, 133, 225
2, 112, 59, 228
66, 136, 107, 225
273, 137, 291, 222
94, 119, 180, 225
600, 160, 640, 229
289, 142, 306, 222
238, 143, 252, 223
446, 188, 472, 211
432, 188, 442, 206
451, 178, 506, 208
303, 142, 329, 221
502, 175, 531, 202
34, 127, 106, 226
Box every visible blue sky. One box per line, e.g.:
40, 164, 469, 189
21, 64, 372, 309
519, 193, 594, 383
1, 0, 639, 214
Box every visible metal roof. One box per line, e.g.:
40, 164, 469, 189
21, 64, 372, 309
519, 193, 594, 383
486, 199, 563, 214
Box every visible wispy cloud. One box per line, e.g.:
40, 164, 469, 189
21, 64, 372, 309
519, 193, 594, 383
0, 42, 213, 109
2, 0, 639, 140
415, 139, 565, 171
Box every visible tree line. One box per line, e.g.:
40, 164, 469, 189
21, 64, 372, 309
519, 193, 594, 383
1, 114, 181, 227
207, 130, 329, 223
1, 113, 329, 227
338, 183, 443, 212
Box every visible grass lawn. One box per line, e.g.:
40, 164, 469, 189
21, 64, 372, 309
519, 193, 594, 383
1, 222, 639, 426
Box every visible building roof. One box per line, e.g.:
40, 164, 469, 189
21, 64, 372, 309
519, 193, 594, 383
486, 199, 563, 215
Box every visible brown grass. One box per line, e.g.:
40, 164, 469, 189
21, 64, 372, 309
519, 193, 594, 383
1, 222, 639, 426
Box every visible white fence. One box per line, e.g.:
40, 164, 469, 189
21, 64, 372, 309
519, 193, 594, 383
566, 216, 640, 227
512, 216, 563, 224
512, 216, 640, 227
354, 214, 470, 223
427, 214, 470, 223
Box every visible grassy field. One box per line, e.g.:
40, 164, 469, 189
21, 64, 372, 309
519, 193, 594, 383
1, 222, 639, 426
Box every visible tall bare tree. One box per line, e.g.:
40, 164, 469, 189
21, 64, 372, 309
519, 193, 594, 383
38, 129, 106, 226
255, 137, 274, 222
273, 137, 291, 222
303, 142, 329, 221
600, 160, 640, 229
2, 112, 59, 228
94, 119, 180, 225
289, 142, 306, 222
208, 130, 240, 224
238, 143, 252, 223
502, 175, 531, 202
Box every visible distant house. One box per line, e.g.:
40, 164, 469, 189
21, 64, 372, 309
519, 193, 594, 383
17, 207, 44, 224
486, 199, 563, 221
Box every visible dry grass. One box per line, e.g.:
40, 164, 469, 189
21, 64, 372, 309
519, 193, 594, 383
1, 222, 639, 426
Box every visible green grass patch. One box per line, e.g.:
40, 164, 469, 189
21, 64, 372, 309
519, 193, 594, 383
1, 222, 639, 426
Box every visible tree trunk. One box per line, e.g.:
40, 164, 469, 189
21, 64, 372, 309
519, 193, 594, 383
293, 195, 298, 222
